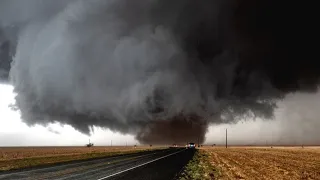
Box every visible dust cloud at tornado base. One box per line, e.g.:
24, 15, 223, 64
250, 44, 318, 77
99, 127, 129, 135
0, 0, 319, 144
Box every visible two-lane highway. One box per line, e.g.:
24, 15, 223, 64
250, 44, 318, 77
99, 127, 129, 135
0, 148, 195, 180
107, 148, 195, 180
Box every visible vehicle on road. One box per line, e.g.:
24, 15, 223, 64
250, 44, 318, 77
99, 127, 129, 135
187, 142, 195, 149
170, 144, 178, 148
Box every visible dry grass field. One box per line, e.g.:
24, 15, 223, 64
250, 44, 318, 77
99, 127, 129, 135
202, 146, 320, 180
0, 146, 161, 171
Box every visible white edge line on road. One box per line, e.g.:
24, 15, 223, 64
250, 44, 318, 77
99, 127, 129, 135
97, 149, 186, 180
55, 150, 171, 180
0, 155, 123, 177
0, 149, 167, 178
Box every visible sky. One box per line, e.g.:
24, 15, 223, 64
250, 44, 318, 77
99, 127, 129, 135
1, 83, 319, 146
0, 84, 138, 146
1, 0, 319, 146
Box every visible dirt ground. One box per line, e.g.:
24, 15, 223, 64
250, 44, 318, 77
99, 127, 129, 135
0, 146, 160, 171
203, 146, 320, 180
0, 146, 157, 160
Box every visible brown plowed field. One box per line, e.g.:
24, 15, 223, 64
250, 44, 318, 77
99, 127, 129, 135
203, 147, 320, 180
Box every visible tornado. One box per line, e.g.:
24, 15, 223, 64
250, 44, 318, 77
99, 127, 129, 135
0, 0, 318, 144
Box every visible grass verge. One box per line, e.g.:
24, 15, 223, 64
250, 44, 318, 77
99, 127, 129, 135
179, 149, 220, 180
0, 148, 158, 172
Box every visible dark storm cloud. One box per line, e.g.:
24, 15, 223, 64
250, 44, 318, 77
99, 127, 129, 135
0, 30, 11, 81
0, 0, 318, 144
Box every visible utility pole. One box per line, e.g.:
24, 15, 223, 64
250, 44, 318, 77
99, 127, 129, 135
111, 140, 112, 147
226, 128, 228, 148
197, 136, 200, 147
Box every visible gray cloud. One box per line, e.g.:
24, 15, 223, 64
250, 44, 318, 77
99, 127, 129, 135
0, 0, 318, 144
274, 92, 320, 145
47, 127, 60, 135
206, 92, 320, 146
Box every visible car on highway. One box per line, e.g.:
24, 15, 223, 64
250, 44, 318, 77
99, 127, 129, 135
170, 144, 178, 148
187, 142, 195, 149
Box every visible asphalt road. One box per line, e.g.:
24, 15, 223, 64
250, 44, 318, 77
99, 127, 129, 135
0, 148, 195, 180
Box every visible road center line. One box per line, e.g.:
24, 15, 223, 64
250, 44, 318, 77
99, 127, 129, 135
97, 149, 186, 180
